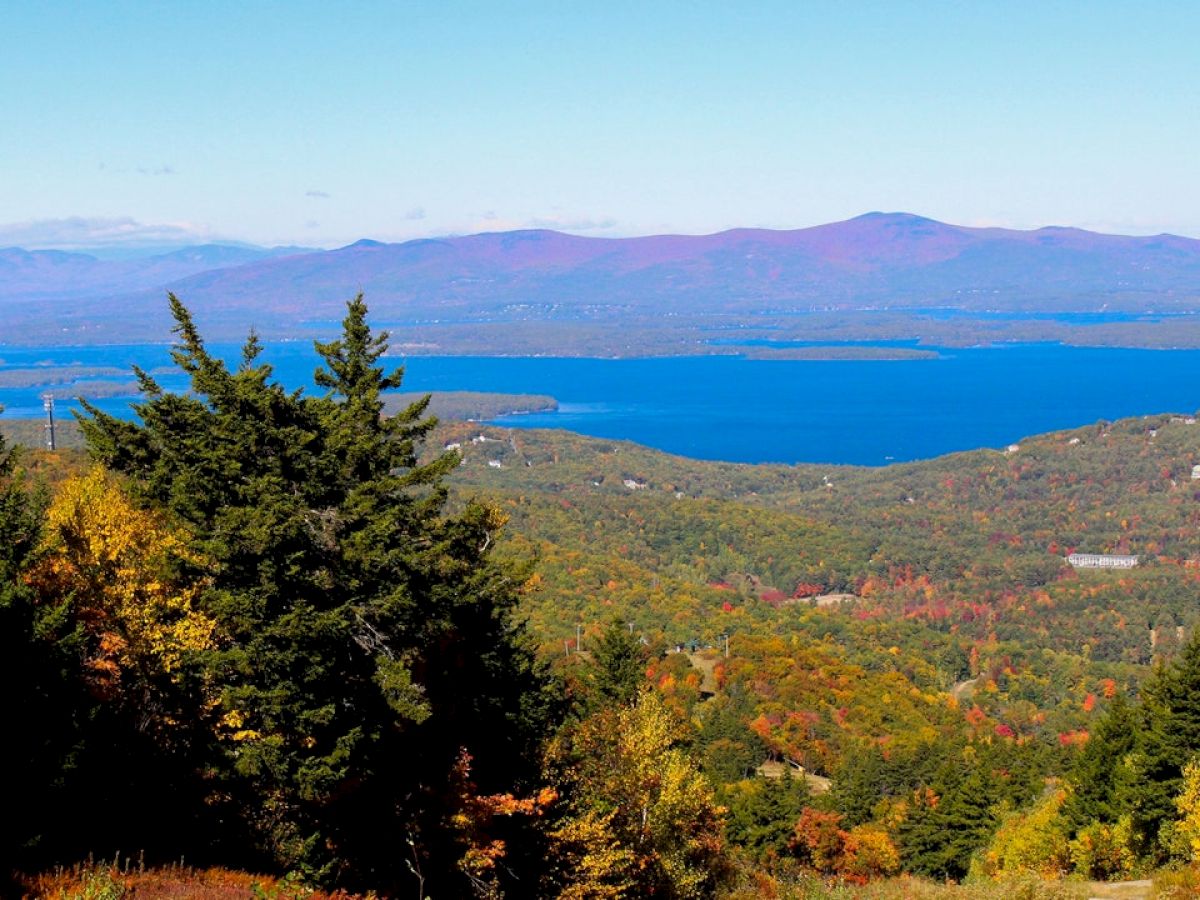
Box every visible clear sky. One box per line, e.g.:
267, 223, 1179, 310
1, 1, 1197, 250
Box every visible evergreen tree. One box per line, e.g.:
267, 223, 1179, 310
722, 770, 810, 863
589, 618, 647, 708
897, 786, 946, 879
0, 421, 36, 596
697, 684, 767, 783
1130, 633, 1200, 856
1062, 692, 1138, 831
936, 767, 1001, 880
78, 295, 554, 894
0, 421, 50, 887
831, 744, 887, 828
898, 762, 999, 881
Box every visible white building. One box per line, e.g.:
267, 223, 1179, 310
1067, 553, 1138, 569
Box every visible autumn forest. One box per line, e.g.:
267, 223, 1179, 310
8, 297, 1200, 898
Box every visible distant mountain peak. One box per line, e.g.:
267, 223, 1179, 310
849, 211, 948, 227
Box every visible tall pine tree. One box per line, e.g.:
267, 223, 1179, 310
79, 294, 554, 894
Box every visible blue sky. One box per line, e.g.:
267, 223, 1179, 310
1, 1, 1197, 249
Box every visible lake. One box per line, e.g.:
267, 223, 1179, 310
1, 342, 1197, 466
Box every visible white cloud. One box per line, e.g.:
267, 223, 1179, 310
306, 190, 331, 199
469, 212, 524, 232
403, 206, 426, 221
526, 215, 618, 232
0, 216, 219, 251
456, 211, 620, 235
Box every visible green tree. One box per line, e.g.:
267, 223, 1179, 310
1130, 633, 1200, 857
831, 744, 888, 828
589, 619, 647, 708
79, 294, 554, 894
0, 419, 50, 887
0, 416, 37, 599
1062, 692, 1137, 831
722, 770, 810, 863
697, 686, 766, 783
897, 763, 999, 881
896, 786, 945, 879
937, 767, 1001, 879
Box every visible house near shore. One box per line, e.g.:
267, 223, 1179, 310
1067, 552, 1138, 569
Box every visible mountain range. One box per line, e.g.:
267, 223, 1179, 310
0, 243, 310, 304
4, 213, 1200, 347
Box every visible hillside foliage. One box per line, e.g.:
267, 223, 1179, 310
8, 295, 1200, 895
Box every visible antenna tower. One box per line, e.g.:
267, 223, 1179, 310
42, 393, 56, 451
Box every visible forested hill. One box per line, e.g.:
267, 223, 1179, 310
429, 407, 1200, 884
15, 404, 1200, 658
446, 407, 1200, 588
13, 400, 1200, 669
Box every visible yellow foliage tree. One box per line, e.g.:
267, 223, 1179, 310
971, 787, 1071, 879
1068, 816, 1137, 879
546, 690, 729, 898
1173, 757, 1200, 862
28, 467, 216, 708
546, 809, 637, 900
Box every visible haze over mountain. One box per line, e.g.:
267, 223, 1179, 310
5, 212, 1200, 348
0, 243, 311, 304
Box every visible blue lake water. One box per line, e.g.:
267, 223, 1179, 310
1, 342, 1197, 466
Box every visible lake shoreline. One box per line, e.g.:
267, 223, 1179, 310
4, 343, 1200, 467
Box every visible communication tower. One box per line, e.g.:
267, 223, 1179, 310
42, 393, 56, 451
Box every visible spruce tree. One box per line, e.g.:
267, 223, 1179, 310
831, 744, 887, 828
698, 685, 767, 782
79, 295, 553, 893
1131, 632, 1200, 856
1062, 692, 1138, 831
589, 618, 646, 708
0, 424, 36, 593
723, 770, 810, 862
936, 767, 1000, 879
898, 761, 999, 880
